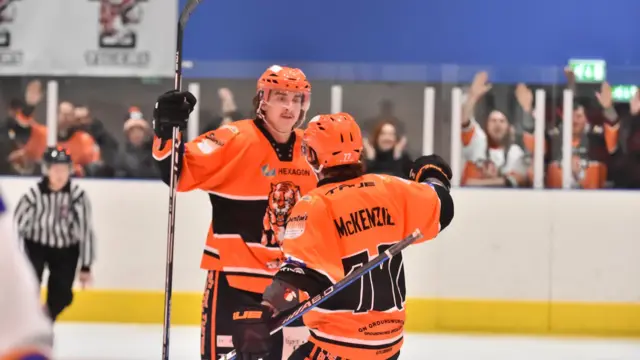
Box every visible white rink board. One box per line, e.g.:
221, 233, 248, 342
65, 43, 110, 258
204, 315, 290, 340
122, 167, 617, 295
2, 176, 639, 303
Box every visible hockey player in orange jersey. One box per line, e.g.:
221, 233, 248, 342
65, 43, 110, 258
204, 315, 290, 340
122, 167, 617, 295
230, 113, 455, 360
152, 66, 318, 359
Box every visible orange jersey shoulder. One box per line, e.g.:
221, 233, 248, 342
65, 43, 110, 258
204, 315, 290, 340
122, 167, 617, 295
192, 119, 254, 154
365, 174, 442, 242
171, 120, 256, 192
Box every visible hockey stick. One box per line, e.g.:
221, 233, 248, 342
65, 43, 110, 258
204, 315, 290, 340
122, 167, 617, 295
162, 1, 202, 359
221, 228, 424, 360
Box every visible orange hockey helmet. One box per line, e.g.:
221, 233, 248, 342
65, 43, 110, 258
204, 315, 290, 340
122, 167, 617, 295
302, 112, 363, 172
256, 65, 312, 128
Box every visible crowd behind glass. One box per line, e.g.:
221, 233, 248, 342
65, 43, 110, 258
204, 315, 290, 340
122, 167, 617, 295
2, 68, 640, 190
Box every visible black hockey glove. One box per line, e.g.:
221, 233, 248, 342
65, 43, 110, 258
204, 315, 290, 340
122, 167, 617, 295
409, 154, 453, 190
152, 90, 197, 140
231, 304, 273, 360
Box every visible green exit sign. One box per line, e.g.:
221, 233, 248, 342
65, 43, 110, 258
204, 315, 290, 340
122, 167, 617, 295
611, 85, 637, 102
568, 59, 606, 83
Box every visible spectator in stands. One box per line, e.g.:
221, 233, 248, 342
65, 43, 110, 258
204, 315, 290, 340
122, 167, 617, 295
515, 67, 620, 189
113, 107, 158, 179
200, 88, 244, 134
539, 82, 619, 189
362, 99, 405, 139
74, 105, 119, 167
611, 92, 640, 188
0, 100, 24, 175
362, 120, 412, 178
56, 101, 101, 176
3, 80, 47, 175
460, 71, 528, 188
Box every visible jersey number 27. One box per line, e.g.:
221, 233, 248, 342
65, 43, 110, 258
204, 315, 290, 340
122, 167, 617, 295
342, 244, 406, 313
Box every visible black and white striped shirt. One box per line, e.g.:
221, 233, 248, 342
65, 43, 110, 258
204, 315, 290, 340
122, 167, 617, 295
14, 179, 95, 271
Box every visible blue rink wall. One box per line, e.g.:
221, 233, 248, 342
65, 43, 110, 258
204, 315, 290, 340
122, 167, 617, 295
179, 0, 640, 84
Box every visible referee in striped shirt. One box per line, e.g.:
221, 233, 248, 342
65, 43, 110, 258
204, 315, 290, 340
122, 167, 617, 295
14, 146, 96, 322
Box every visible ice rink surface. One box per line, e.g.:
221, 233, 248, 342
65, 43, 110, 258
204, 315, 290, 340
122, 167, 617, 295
53, 323, 640, 360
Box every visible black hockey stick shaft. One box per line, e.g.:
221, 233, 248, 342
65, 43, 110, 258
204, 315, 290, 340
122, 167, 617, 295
221, 228, 424, 360
162, 1, 202, 360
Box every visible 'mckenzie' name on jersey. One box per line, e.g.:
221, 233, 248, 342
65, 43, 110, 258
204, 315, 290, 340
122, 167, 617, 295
333, 205, 396, 238
273, 173, 453, 359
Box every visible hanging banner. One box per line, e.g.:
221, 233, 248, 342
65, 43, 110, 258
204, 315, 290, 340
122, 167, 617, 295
0, 0, 176, 77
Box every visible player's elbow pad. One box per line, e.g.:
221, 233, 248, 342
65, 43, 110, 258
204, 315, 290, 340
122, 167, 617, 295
433, 184, 454, 231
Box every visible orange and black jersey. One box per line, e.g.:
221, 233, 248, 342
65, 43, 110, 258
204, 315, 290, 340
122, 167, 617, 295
152, 119, 317, 293
272, 173, 454, 359
6, 104, 47, 164
57, 129, 101, 176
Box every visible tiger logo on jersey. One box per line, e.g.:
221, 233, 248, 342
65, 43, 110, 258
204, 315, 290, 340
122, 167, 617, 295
261, 181, 301, 247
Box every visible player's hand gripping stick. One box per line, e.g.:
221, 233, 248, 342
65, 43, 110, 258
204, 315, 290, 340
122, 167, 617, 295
220, 228, 424, 360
